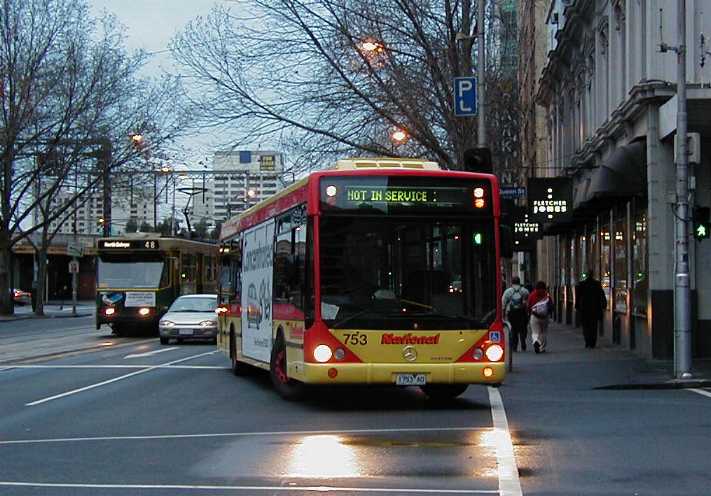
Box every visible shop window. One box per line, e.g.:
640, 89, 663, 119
632, 208, 648, 317
601, 221, 611, 309
613, 208, 628, 313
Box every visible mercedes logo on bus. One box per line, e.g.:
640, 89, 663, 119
402, 346, 418, 362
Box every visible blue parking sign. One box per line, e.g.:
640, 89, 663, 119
489, 331, 501, 343
454, 77, 477, 117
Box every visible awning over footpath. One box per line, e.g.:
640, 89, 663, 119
543, 140, 646, 235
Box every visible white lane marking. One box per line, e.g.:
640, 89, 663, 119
124, 347, 178, 359
0, 426, 487, 446
689, 388, 711, 399
0, 482, 497, 493
25, 351, 217, 407
2, 364, 228, 370
487, 387, 523, 496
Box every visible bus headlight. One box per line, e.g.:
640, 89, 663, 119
138, 308, 151, 317
485, 344, 504, 362
200, 320, 217, 328
104, 307, 115, 316
313, 344, 333, 363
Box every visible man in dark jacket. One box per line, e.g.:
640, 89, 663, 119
575, 270, 607, 349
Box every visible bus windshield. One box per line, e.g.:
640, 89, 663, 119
97, 256, 165, 289
320, 216, 496, 330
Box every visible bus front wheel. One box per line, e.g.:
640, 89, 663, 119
420, 384, 468, 400
270, 333, 304, 400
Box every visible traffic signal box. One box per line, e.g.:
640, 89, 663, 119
693, 207, 710, 241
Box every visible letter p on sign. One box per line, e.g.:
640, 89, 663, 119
454, 77, 477, 117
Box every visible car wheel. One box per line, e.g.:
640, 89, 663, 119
419, 384, 468, 401
269, 332, 304, 400
159, 336, 170, 345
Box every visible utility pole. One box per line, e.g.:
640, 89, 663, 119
674, 0, 692, 379
477, 0, 487, 147
99, 139, 112, 237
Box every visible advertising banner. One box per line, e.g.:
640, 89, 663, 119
527, 177, 573, 224
241, 219, 275, 363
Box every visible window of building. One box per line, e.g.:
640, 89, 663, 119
613, 206, 628, 314
632, 207, 648, 317
601, 217, 611, 309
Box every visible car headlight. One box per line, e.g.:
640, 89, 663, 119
160, 320, 175, 328
200, 320, 217, 328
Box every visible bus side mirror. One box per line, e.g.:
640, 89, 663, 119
500, 225, 514, 259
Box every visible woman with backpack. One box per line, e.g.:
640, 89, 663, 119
527, 281, 554, 353
502, 276, 530, 351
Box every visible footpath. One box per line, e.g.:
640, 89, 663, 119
509, 320, 711, 389
0, 301, 94, 322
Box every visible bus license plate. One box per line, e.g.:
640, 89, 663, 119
395, 374, 426, 386
179, 329, 194, 336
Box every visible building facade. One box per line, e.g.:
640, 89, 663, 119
212, 150, 285, 221
531, 0, 711, 359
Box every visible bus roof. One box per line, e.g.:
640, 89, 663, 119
219, 158, 499, 241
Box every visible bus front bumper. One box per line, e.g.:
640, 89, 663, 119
296, 362, 506, 385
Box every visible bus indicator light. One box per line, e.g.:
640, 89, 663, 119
474, 198, 485, 209
483, 367, 494, 377
328, 368, 338, 379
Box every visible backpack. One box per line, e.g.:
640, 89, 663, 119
509, 287, 525, 311
531, 296, 551, 319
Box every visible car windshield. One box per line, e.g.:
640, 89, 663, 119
319, 216, 496, 330
169, 297, 217, 313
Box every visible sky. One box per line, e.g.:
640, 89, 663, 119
88, 0, 242, 163
88, 1, 246, 222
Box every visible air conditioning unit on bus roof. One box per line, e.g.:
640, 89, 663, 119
334, 158, 441, 170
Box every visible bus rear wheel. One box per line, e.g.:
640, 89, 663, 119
420, 384, 468, 400
270, 334, 304, 400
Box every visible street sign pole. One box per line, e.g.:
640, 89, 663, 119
71, 258, 78, 317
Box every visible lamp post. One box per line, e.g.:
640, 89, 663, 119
389, 127, 409, 153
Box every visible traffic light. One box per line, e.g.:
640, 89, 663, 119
693, 207, 710, 241
463, 147, 492, 174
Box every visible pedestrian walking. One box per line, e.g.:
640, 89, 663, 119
502, 276, 530, 351
575, 270, 607, 349
528, 281, 554, 353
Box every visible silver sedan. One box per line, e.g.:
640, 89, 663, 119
159, 294, 218, 345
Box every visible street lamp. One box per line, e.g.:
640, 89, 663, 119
390, 128, 409, 146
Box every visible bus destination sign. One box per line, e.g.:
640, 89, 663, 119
98, 239, 161, 250
321, 177, 491, 213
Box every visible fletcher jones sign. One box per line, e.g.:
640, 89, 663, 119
527, 177, 573, 224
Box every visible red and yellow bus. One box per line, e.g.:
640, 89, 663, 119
217, 158, 507, 400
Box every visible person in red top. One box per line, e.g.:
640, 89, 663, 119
527, 281, 554, 353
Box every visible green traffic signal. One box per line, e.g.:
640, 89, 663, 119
693, 207, 710, 241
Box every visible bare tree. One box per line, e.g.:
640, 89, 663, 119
172, 0, 526, 173
0, 0, 187, 314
